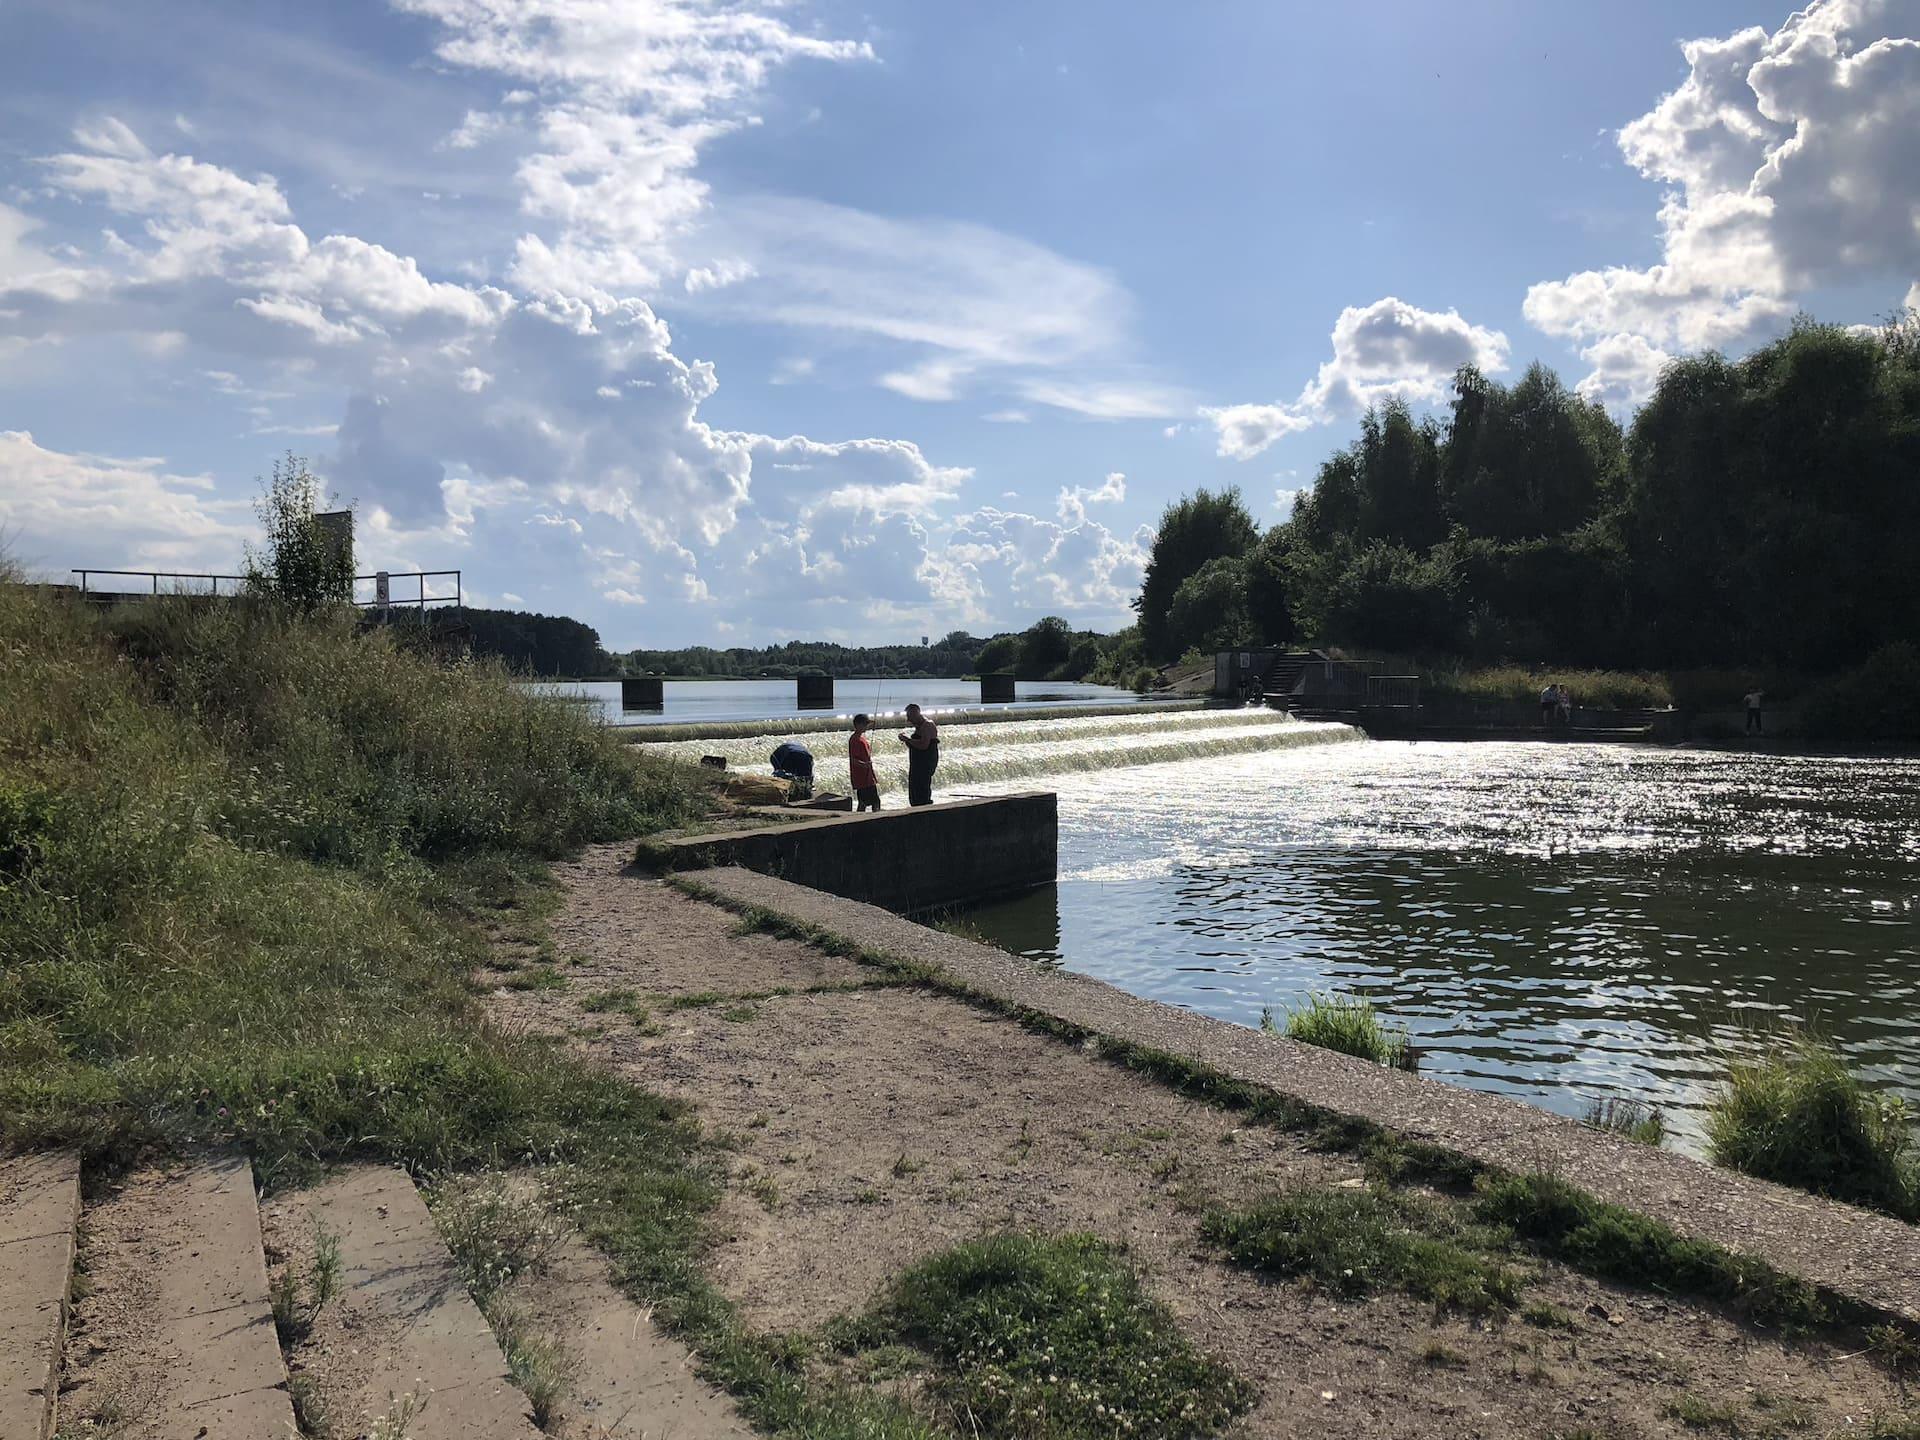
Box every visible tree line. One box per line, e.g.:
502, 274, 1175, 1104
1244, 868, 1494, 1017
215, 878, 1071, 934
1132, 316, 1920, 675
622, 620, 1147, 685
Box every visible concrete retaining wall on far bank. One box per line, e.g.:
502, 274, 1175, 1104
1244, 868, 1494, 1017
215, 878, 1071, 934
641, 793, 1056, 916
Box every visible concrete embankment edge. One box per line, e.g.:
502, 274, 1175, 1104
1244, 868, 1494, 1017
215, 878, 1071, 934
681, 865, 1920, 1327
645, 793, 1057, 916
0, 1151, 79, 1440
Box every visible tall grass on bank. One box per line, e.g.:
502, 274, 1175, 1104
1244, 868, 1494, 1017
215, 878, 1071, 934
1707, 1033, 1918, 1221
1583, 1097, 1666, 1148
1417, 662, 1673, 710
105, 598, 703, 862
1265, 994, 1417, 1071
0, 582, 704, 1161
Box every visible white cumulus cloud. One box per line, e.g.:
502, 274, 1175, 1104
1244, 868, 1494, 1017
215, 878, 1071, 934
1203, 297, 1509, 459
1526, 0, 1920, 407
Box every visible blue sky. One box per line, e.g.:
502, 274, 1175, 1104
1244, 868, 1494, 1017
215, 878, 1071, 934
3, 0, 1916, 646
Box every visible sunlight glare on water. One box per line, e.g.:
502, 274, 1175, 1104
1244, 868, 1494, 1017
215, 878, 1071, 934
959, 739, 1920, 1152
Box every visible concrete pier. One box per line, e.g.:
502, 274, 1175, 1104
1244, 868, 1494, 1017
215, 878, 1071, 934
641, 793, 1057, 915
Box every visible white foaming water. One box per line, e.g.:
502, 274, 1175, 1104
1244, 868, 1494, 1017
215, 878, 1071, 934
639, 707, 1362, 789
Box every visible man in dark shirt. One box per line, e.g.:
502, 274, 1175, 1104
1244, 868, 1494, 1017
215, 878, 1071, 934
899, 703, 940, 807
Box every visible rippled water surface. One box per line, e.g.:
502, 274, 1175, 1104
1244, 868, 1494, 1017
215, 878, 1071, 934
962, 739, 1920, 1148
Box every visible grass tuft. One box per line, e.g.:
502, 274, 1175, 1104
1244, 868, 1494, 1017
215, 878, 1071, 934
1583, 1097, 1666, 1148
1265, 995, 1417, 1071
270, 1220, 343, 1346
1665, 1393, 1740, 1431
1472, 1172, 1826, 1330
843, 1231, 1254, 1439
1201, 1186, 1521, 1315
1707, 1033, 1917, 1220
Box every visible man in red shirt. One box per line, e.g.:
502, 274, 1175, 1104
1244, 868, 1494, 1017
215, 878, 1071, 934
849, 713, 881, 811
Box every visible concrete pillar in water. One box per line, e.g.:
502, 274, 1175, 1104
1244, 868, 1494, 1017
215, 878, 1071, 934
797, 674, 834, 709
622, 676, 664, 709
980, 673, 1016, 703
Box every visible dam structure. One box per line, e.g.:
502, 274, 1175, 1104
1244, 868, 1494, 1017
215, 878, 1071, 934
637, 704, 1364, 792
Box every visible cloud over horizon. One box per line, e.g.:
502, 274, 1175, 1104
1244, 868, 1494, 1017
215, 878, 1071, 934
1204, 297, 1511, 460
1526, 0, 1920, 405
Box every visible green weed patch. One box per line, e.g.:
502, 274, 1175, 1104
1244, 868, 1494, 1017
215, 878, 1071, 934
1202, 1187, 1521, 1314
840, 1232, 1253, 1439
1473, 1173, 1827, 1330
1708, 1034, 1917, 1221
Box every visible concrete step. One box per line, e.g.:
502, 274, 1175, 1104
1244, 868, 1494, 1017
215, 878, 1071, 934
59, 1156, 295, 1438
501, 1220, 754, 1440
0, 1152, 80, 1440
276, 1167, 540, 1440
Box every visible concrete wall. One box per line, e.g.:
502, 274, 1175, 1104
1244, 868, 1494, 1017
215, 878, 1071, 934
1402, 696, 1681, 739
643, 792, 1056, 916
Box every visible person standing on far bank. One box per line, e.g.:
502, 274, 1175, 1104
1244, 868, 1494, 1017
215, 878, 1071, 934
1745, 688, 1764, 735
900, 703, 940, 807
849, 713, 881, 812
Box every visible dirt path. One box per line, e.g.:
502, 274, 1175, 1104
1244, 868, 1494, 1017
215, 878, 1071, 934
483, 844, 1912, 1440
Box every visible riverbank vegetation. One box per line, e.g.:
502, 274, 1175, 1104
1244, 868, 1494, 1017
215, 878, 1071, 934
622, 617, 1157, 689
835, 1232, 1253, 1439
1136, 314, 1920, 735
0, 572, 974, 1433
1708, 1033, 1918, 1221
1264, 994, 1417, 1071
0, 574, 711, 1165
1203, 1187, 1521, 1314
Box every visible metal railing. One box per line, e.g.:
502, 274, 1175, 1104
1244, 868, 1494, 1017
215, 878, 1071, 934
70, 568, 463, 612
72, 568, 248, 596
1365, 674, 1422, 708
353, 570, 463, 612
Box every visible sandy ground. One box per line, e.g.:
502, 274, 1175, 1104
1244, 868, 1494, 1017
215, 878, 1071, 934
481, 843, 1914, 1440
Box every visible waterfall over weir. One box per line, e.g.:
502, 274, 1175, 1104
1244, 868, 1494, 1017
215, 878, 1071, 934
639, 707, 1363, 790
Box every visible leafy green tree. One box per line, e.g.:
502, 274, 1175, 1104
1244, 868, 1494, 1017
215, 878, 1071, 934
1086, 626, 1147, 685
464, 608, 611, 676
245, 453, 352, 611
1019, 615, 1074, 676
1624, 319, 1920, 667
1135, 488, 1259, 660
1060, 634, 1104, 681
973, 634, 1020, 674
1306, 540, 1459, 652
1441, 364, 1625, 541
1243, 526, 1298, 646
1356, 401, 1447, 549
1167, 555, 1253, 656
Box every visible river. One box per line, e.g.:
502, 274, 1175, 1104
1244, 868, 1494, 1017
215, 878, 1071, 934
637, 707, 1920, 1151
964, 734, 1920, 1151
